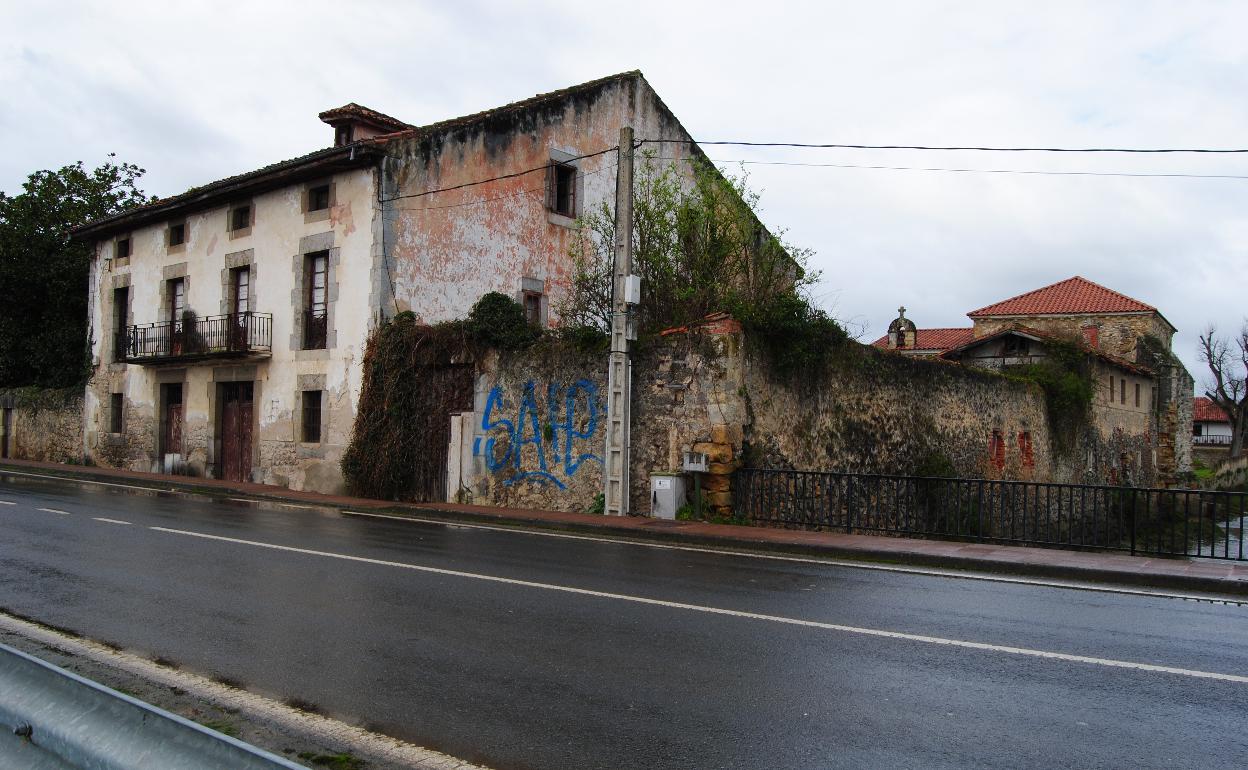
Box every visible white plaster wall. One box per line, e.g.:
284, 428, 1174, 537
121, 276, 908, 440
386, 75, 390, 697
84, 167, 378, 494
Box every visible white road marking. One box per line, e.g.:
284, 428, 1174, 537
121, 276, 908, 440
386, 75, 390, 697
5, 467, 1241, 605
93, 517, 132, 525
150, 525, 1248, 685
0, 611, 485, 770
37, 507, 70, 515
0, 469, 176, 494
341, 510, 1248, 606
0, 500, 16, 505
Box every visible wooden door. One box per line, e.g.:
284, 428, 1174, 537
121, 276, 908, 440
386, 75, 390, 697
220, 382, 254, 482
163, 385, 183, 457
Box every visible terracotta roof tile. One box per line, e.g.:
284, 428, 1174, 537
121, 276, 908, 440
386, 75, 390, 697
318, 103, 412, 131
941, 324, 1152, 376
870, 327, 975, 351
967, 276, 1157, 318
1194, 396, 1231, 423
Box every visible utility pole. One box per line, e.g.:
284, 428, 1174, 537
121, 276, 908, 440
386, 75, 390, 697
603, 126, 634, 516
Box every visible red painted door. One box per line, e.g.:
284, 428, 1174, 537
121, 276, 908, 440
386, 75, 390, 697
220, 382, 254, 482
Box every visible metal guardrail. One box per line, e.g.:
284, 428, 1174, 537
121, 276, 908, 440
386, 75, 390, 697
733, 468, 1248, 561
0, 642, 305, 769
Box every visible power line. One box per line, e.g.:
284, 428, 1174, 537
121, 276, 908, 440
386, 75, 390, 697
391, 163, 617, 212
657, 157, 1248, 180
381, 146, 617, 203
639, 138, 1248, 154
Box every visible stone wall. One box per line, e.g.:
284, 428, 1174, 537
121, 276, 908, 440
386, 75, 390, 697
451, 342, 608, 513
0, 388, 84, 463
971, 312, 1173, 360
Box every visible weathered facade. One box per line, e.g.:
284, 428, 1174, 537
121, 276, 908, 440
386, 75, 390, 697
0, 389, 84, 464
72, 72, 704, 495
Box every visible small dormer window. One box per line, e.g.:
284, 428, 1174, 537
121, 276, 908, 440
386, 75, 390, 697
309, 185, 331, 211
335, 125, 353, 147
230, 205, 251, 232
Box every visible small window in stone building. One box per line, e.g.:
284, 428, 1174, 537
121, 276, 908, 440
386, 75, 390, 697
547, 162, 577, 217
1120, 378, 1126, 405
110, 393, 124, 434
115, 237, 131, 260
1108, 375, 1114, 403
308, 184, 331, 212
523, 291, 542, 326
1134, 383, 1141, 408
168, 222, 185, 247
302, 390, 322, 443
302, 251, 328, 350
230, 204, 251, 232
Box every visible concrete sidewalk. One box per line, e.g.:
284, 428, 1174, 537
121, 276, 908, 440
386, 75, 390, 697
3, 458, 1247, 597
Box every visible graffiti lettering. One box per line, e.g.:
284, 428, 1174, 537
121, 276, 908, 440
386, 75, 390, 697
472, 379, 603, 489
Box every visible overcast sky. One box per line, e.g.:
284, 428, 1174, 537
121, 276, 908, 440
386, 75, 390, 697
3, 1, 1245, 382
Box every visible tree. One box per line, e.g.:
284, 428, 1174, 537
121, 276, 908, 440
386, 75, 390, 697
0, 156, 152, 388
560, 153, 819, 336
1198, 322, 1248, 458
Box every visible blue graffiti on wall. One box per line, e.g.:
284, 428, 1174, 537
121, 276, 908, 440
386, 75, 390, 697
472, 379, 604, 489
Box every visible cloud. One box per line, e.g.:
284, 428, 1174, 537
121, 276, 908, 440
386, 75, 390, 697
3, 0, 1245, 377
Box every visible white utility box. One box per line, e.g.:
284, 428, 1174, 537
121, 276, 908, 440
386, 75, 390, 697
682, 451, 709, 473
650, 474, 688, 520
624, 274, 642, 305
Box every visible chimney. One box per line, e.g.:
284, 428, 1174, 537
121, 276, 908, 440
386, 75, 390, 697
317, 103, 413, 147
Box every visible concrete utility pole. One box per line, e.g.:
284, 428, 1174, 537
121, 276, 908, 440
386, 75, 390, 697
603, 126, 634, 516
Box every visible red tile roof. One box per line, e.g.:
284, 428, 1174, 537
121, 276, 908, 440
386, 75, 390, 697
871, 327, 975, 351
1194, 396, 1231, 423
967, 276, 1157, 318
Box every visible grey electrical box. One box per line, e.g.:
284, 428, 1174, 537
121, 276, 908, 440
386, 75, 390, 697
650, 474, 688, 520
624, 274, 642, 305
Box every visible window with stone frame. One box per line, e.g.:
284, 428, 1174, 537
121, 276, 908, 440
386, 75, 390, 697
308, 184, 331, 212
301, 390, 322, 443
302, 251, 328, 350
547, 161, 577, 217
109, 393, 124, 434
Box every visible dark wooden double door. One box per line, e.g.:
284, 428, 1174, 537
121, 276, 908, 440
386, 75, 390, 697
219, 382, 254, 482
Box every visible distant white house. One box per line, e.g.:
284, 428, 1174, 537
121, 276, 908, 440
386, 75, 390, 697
1193, 397, 1233, 446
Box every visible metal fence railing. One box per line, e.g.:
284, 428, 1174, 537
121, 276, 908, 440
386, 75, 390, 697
732, 468, 1248, 561
124, 312, 272, 362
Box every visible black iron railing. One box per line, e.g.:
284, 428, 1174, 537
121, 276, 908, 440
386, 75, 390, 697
732, 468, 1247, 561
123, 313, 272, 363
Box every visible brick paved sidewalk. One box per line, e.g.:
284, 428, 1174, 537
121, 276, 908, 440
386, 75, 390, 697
3, 458, 1246, 597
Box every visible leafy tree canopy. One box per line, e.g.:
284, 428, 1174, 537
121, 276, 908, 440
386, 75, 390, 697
0, 155, 153, 387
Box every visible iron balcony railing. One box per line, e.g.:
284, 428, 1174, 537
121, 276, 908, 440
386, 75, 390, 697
732, 468, 1247, 561
1194, 434, 1233, 447
122, 312, 272, 363
302, 310, 327, 350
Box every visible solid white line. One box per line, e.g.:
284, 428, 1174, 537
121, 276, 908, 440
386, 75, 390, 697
340, 510, 1247, 606
0, 468, 175, 494
37, 507, 71, 515
93, 517, 132, 525
150, 525, 1248, 685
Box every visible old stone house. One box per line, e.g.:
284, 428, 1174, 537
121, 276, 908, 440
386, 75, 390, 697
873, 276, 1194, 483
71, 71, 704, 494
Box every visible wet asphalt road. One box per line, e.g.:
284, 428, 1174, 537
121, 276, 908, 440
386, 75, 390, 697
1, 471, 1247, 770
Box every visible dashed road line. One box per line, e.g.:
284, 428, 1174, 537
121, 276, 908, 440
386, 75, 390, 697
37, 507, 71, 515
341, 510, 1248, 606
0, 500, 16, 505
150, 524, 1248, 685
93, 517, 132, 525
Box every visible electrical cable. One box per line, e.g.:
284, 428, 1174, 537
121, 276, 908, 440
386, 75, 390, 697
380, 146, 617, 203
651, 157, 1248, 180
638, 138, 1248, 154
390, 163, 617, 213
